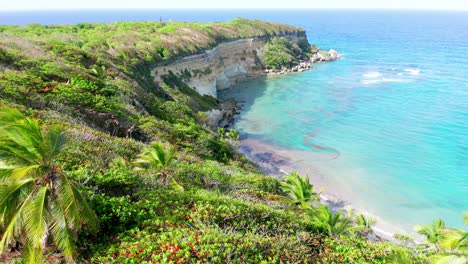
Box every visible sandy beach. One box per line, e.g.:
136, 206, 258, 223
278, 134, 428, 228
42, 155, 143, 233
238, 136, 416, 241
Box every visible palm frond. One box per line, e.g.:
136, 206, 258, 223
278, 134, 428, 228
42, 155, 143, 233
23, 242, 44, 264
0, 190, 34, 253
0, 107, 26, 127
431, 254, 468, 264
307, 205, 353, 237
49, 200, 77, 261
0, 111, 44, 167
69, 181, 99, 233
387, 248, 418, 264
439, 228, 467, 251
0, 106, 97, 262
0, 139, 42, 167
0, 165, 41, 182
355, 213, 376, 230
0, 178, 34, 222
168, 176, 184, 192
110, 156, 131, 169
133, 142, 175, 172
56, 174, 98, 233
23, 186, 49, 251
42, 125, 66, 162
415, 218, 446, 244
280, 172, 318, 209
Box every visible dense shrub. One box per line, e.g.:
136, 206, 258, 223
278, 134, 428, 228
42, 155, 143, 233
263, 37, 304, 69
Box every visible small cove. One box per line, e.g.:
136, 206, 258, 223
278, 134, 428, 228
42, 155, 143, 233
219, 19, 468, 234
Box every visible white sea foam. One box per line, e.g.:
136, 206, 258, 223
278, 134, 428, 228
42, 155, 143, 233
362, 71, 382, 78
362, 79, 381, 85
362, 78, 407, 85
404, 68, 421, 75
382, 78, 406, 82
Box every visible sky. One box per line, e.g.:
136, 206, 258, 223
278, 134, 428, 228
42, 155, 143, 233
1, 0, 467, 11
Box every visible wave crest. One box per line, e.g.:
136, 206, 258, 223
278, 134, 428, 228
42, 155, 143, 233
362, 71, 382, 78
404, 68, 421, 75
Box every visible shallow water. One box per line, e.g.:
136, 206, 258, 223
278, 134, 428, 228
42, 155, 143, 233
220, 11, 468, 233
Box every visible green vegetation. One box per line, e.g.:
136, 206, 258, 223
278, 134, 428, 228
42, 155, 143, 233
280, 172, 320, 210
0, 19, 462, 263
133, 142, 183, 190
0, 107, 98, 263
355, 213, 377, 233
262, 37, 308, 69
415, 215, 467, 264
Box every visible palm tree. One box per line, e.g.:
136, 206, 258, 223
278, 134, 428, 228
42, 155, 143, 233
217, 127, 225, 138
345, 208, 376, 233
430, 255, 468, 264
414, 218, 446, 250
133, 142, 183, 190
307, 205, 353, 237
355, 213, 376, 232
0, 106, 98, 263
280, 172, 321, 210
226, 129, 240, 140
387, 248, 418, 264
439, 228, 467, 252
438, 213, 468, 253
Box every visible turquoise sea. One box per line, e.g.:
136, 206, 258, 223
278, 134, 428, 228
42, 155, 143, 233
219, 11, 468, 233
2, 9, 467, 233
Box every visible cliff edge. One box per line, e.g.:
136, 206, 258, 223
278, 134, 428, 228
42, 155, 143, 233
0, 18, 338, 135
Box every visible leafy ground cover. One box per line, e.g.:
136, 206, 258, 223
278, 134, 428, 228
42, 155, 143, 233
1, 19, 461, 263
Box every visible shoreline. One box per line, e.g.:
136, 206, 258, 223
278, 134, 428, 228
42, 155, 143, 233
237, 135, 414, 242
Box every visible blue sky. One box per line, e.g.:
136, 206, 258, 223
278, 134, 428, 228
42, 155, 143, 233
2, 0, 468, 11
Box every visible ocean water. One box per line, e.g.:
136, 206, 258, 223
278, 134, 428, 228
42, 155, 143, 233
219, 11, 468, 233
2, 9, 467, 233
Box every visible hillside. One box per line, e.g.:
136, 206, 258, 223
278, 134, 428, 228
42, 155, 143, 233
0, 19, 447, 263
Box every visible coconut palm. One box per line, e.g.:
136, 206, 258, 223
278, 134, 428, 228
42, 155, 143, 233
226, 129, 240, 140
134, 143, 174, 171
345, 208, 376, 233
280, 172, 322, 210
355, 213, 376, 231
307, 205, 353, 237
0, 106, 98, 263
133, 142, 183, 190
217, 127, 225, 138
439, 229, 467, 252
387, 248, 419, 264
438, 213, 468, 253
414, 219, 446, 250
430, 255, 468, 264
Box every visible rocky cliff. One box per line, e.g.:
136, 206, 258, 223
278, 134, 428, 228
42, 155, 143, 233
151, 32, 307, 98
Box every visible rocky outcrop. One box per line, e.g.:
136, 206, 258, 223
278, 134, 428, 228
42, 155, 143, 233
149, 31, 340, 128
265, 49, 341, 75
151, 32, 307, 98
312, 49, 341, 63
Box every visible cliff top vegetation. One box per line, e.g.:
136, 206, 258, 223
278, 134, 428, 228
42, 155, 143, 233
1, 19, 462, 263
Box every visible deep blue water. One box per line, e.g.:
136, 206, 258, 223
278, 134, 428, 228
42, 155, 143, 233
2, 10, 467, 232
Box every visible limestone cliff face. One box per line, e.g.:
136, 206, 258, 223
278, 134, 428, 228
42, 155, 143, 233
150, 32, 306, 98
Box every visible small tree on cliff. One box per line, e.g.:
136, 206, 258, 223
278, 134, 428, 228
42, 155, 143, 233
133, 142, 183, 191
280, 172, 321, 210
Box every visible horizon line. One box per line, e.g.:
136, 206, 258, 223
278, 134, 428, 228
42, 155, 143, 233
1, 7, 468, 12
